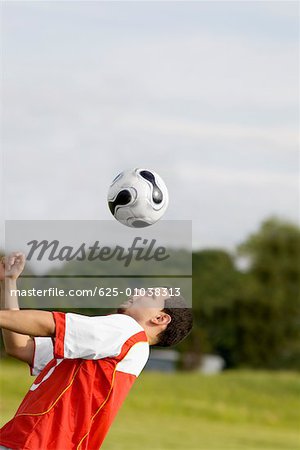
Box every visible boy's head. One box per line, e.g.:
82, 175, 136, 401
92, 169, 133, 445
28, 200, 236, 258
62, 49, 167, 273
117, 287, 193, 347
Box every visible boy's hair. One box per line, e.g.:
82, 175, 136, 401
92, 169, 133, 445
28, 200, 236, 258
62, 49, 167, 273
155, 293, 193, 347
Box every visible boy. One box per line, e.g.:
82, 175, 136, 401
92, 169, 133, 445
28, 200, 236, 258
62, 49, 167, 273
0, 253, 193, 450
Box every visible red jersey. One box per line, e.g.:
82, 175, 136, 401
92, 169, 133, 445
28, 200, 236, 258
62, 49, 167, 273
0, 312, 149, 450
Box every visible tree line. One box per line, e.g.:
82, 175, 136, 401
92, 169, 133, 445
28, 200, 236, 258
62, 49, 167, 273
1, 217, 299, 370
180, 217, 300, 370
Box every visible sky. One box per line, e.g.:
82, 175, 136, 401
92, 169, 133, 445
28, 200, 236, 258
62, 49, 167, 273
1, 1, 299, 251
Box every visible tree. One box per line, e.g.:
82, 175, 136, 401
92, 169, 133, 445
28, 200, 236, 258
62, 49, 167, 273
236, 217, 300, 368
183, 218, 300, 370
179, 249, 241, 369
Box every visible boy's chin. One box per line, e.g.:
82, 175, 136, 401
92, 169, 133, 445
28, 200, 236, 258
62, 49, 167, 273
116, 307, 127, 314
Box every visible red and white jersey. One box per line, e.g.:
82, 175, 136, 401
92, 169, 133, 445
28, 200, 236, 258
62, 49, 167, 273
0, 312, 149, 450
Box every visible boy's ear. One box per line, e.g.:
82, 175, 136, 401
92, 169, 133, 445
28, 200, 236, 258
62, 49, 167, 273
151, 312, 171, 326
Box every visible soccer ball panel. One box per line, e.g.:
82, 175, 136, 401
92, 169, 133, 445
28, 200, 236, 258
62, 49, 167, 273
139, 170, 163, 205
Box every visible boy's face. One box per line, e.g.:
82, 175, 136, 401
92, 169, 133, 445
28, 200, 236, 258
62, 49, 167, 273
117, 287, 167, 322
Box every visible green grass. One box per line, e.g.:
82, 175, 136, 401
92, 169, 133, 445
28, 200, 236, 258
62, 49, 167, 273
1, 358, 299, 450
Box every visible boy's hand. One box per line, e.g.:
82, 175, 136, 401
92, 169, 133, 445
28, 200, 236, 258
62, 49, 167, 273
3, 252, 26, 280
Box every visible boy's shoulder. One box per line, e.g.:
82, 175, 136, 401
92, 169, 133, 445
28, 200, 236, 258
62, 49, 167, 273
96, 312, 144, 332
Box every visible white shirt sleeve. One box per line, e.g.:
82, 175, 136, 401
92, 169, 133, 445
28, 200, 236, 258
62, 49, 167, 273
116, 342, 150, 377
30, 337, 54, 376
53, 312, 146, 360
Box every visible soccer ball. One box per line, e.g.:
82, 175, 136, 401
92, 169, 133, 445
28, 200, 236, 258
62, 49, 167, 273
107, 168, 169, 227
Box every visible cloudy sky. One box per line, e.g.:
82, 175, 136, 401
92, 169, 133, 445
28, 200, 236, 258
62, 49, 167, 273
1, 1, 299, 250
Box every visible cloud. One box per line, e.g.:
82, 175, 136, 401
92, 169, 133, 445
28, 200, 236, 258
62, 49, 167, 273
1, 2, 299, 252
175, 163, 298, 188
120, 114, 298, 153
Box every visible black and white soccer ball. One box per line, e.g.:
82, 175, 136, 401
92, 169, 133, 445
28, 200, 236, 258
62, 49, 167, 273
107, 168, 169, 227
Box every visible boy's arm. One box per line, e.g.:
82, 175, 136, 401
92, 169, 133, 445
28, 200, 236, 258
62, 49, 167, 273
0, 309, 55, 337
0, 253, 34, 363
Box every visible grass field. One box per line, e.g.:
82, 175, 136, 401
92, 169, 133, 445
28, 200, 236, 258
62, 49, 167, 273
0, 358, 299, 450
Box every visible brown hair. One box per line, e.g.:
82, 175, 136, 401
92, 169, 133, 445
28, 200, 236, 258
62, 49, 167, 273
155, 294, 193, 347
